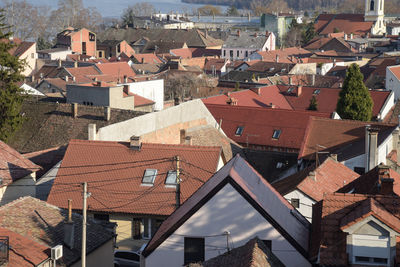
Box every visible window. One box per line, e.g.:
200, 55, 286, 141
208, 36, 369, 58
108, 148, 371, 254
237, 50, 239, 57
287, 87, 294, 93
165, 170, 177, 186
142, 169, 157, 185
272, 130, 281, 139
370, 0, 375, 11
98, 51, 103, 58
117, 44, 121, 53
89, 33, 95, 41
291, 198, 300, 208
93, 213, 109, 221
184, 237, 205, 265
245, 51, 248, 57
235, 126, 244, 136
223, 50, 226, 57
230, 50, 233, 58
82, 42, 87, 55
313, 89, 320, 95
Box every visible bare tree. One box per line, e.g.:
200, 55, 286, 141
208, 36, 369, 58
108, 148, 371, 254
122, 3, 155, 26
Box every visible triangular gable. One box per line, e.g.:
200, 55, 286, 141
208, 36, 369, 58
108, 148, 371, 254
142, 155, 310, 260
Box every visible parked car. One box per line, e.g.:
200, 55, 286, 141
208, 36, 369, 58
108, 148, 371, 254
114, 250, 140, 267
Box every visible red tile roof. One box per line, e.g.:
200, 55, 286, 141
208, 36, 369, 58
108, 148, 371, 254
276, 85, 391, 118
201, 86, 292, 109
96, 62, 136, 79
315, 14, 373, 35
47, 140, 221, 216
388, 65, 400, 80
299, 117, 397, 160
205, 104, 330, 151
133, 53, 163, 64
66, 65, 100, 77
338, 164, 400, 195
123, 91, 155, 107
204, 58, 227, 72
273, 157, 359, 201
0, 141, 40, 187
310, 193, 400, 265
0, 196, 114, 266
0, 227, 50, 267
256, 47, 311, 63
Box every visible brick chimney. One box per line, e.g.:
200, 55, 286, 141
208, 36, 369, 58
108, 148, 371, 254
180, 129, 186, 144
380, 178, 394, 195
289, 76, 293, 85
296, 86, 302, 97
130, 135, 142, 150
312, 74, 316, 86
275, 54, 279, 62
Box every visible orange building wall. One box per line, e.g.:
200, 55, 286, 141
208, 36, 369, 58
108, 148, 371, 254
120, 40, 135, 57
70, 28, 96, 57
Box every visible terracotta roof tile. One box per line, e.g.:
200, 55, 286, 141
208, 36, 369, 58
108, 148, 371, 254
47, 140, 221, 216
0, 227, 50, 266
315, 14, 373, 35
202, 86, 292, 109
0, 196, 113, 266
299, 117, 397, 160
133, 53, 163, 64
96, 62, 136, 78
310, 193, 400, 265
273, 157, 359, 201
205, 104, 330, 151
0, 141, 40, 187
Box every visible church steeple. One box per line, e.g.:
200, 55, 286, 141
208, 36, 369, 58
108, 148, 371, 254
365, 0, 385, 35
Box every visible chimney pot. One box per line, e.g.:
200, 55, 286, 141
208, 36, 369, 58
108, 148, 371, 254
130, 135, 142, 150
365, 126, 379, 171
104, 106, 111, 121
380, 177, 394, 195
67, 199, 72, 222
63, 199, 75, 249
88, 124, 96, 140
72, 103, 78, 118
180, 129, 186, 144
297, 86, 302, 96
65, 76, 69, 82
74, 61, 78, 68
289, 76, 293, 85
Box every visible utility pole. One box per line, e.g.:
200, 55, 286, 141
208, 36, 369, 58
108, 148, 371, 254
175, 156, 180, 209
82, 182, 88, 267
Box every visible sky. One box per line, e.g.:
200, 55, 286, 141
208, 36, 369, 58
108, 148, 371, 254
23, 0, 226, 18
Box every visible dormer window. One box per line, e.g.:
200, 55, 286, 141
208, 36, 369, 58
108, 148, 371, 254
287, 87, 294, 93
165, 170, 177, 186
142, 169, 157, 185
235, 126, 244, 136
313, 89, 320, 95
272, 129, 281, 139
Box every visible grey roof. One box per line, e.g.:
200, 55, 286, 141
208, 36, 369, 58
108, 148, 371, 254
38, 47, 71, 54
222, 32, 269, 49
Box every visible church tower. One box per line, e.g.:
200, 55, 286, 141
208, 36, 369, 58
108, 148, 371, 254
365, 0, 386, 34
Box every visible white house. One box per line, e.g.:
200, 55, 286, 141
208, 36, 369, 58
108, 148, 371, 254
142, 155, 311, 267
221, 31, 275, 61
0, 141, 39, 205
37, 47, 72, 60
122, 79, 164, 111
272, 156, 359, 222
386, 64, 400, 99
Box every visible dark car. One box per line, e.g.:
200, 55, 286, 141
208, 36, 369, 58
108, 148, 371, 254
114, 250, 140, 267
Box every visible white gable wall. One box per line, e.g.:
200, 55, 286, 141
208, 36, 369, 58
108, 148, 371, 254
284, 189, 315, 222
144, 183, 311, 267
124, 79, 164, 111
386, 66, 400, 99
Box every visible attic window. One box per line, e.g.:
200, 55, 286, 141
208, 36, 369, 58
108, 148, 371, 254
272, 129, 281, 139
165, 170, 177, 186
142, 169, 157, 185
287, 87, 295, 93
313, 89, 321, 95
235, 126, 244, 136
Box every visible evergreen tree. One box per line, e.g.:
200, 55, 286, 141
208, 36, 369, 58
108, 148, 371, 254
0, 9, 26, 141
226, 5, 239, 16
308, 95, 318, 110
336, 63, 373, 121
